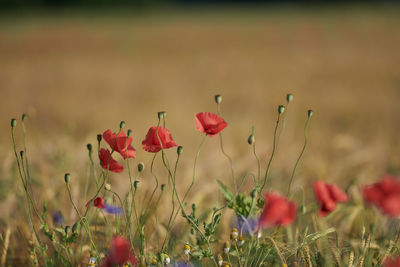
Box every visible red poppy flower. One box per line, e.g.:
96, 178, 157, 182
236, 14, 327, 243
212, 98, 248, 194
94, 197, 106, 209
195, 112, 228, 137
103, 129, 136, 159
258, 192, 297, 228
363, 175, 400, 217
99, 148, 123, 173
142, 126, 178, 153
313, 181, 348, 217
100, 236, 138, 267
384, 256, 400, 267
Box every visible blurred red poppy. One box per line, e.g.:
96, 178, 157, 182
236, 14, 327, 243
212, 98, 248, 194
363, 175, 400, 217
103, 129, 136, 159
142, 126, 178, 153
100, 236, 138, 267
258, 192, 297, 228
313, 181, 348, 217
99, 148, 123, 173
94, 197, 106, 209
384, 256, 400, 267
195, 112, 228, 137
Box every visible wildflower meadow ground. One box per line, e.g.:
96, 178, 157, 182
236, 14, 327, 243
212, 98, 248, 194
4, 93, 400, 267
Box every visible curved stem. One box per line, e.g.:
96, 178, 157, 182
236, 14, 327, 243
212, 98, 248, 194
260, 113, 282, 192
286, 115, 311, 196
219, 133, 236, 193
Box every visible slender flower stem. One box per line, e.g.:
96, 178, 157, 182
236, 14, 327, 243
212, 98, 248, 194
219, 133, 236, 193
286, 114, 311, 196
260, 112, 282, 192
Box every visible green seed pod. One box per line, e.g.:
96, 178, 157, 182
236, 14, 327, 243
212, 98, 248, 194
11, 118, 17, 127
134, 180, 140, 189
286, 93, 293, 103
87, 143, 92, 151
308, 110, 313, 118
161, 184, 166, 191
97, 134, 102, 143
22, 113, 27, 121
137, 162, 144, 172
248, 134, 255, 145
215, 94, 222, 104
250, 189, 257, 199
278, 105, 285, 114
119, 121, 125, 129
177, 146, 183, 155
20, 150, 25, 158
64, 173, 71, 183
127, 129, 132, 137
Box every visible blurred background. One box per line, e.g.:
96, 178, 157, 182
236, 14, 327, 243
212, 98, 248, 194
1, 0, 400, 253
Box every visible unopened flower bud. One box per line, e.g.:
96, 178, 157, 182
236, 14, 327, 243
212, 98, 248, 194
307, 109, 313, 118
223, 241, 230, 253
248, 134, 255, 145
184, 244, 191, 255
64, 225, 70, 234
20, 150, 25, 158
119, 121, 125, 129
137, 162, 144, 172
104, 183, 112, 191
278, 105, 285, 114
64, 173, 71, 183
177, 146, 183, 155
134, 180, 140, 189
161, 184, 166, 191
97, 134, 102, 143
286, 93, 293, 103
22, 113, 27, 121
250, 189, 257, 199
127, 129, 132, 137
72, 222, 79, 233
87, 143, 92, 152
215, 94, 222, 104
158, 111, 166, 120
11, 118, 17, 127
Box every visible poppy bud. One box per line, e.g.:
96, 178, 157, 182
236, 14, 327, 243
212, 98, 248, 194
286, 93, 293, 103
72, 222, 79, 233
250, 189, 257, 199
308, 110, 313, 118
22, 113, 27, 121
33, 258, 38, 265
161, 184, 166, 191
20, 150, 25, 158
215, 94, 222, 104
248, 134, 255, 145
64, 225, 70, 235
87, 143, 92, 152
158, 111, 166, 120
127, 129, 132, 137
177, 146, 183, 155
137, 162, 144, 172
224, 241, 231, 253
97, 134, 102, 143
11, 118, 17, 127
64, 173, 71, 183
104, 183, 112, 191
134, 180, 140, 189
278, 105, 285, 114
119, 121, 125, 129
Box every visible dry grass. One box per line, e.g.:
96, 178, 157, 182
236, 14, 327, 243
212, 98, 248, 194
0, 6, 400, 264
